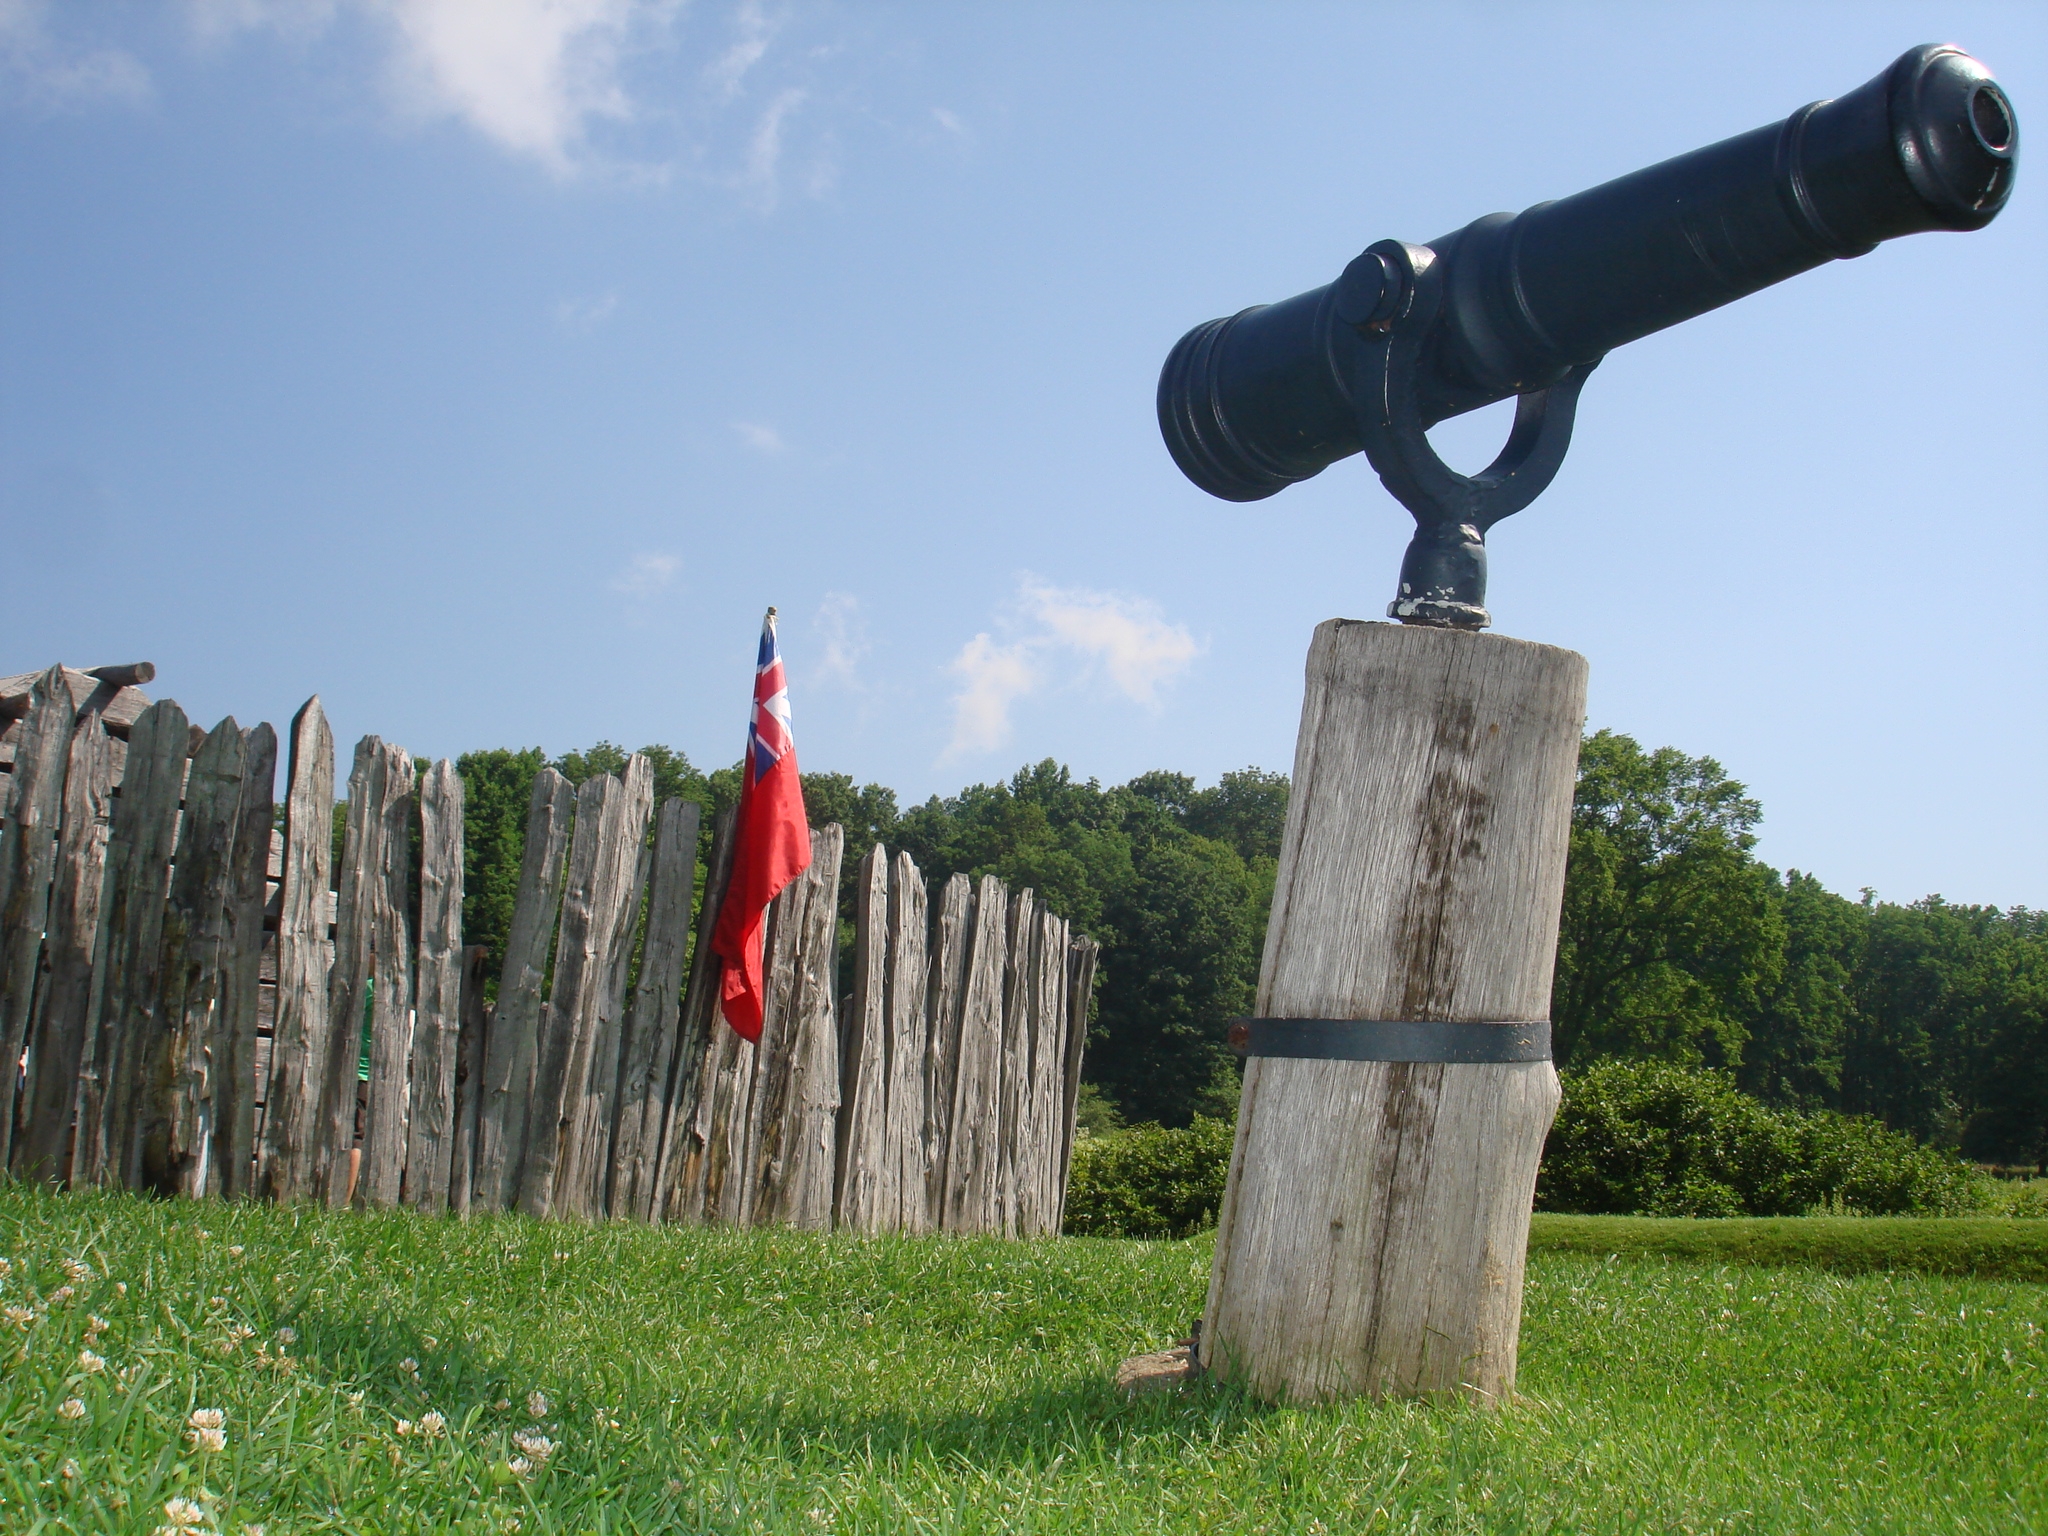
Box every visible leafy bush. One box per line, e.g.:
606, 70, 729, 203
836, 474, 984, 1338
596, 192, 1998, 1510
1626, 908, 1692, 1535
1063, 1116, 1234, 1238
1538, 1060, 1983, 1217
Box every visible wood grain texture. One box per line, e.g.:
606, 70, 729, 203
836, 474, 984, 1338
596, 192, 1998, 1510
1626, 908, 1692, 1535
0, 666, 73, 1163
543, 755, 653, 1220
257, 698, 335, 1204
470, 766, 574, 1212
74, 699, 190, 1189
655, 804, 737, 1224
750, 824, 842, 1231
922, 873, 973, 1232
609, 796, 699, 1221
138, 717, 248, 1197
1200, 620, 1584, 1405
319, 737, 416, 1210
1024, 910, 1068, 1237
884, 849, 930, 1233
215, 722, 276, 1199
448, 944, 491, 1216
404, 759, 465, 1210
1054, 937, 1097, 1233
994, 887, 1036, 1237
834, 842, 890, 1233
941, 874, 1008, 1234
12, 712, 117, 1184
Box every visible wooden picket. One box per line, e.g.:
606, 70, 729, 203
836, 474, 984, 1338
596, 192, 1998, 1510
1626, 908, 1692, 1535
0, 663, 1096, 1239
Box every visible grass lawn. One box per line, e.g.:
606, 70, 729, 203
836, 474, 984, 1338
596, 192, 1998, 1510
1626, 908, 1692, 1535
2, 1184, 2042, 1534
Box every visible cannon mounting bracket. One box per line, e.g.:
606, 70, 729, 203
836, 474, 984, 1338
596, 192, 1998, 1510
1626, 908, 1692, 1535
1346, 240, 1599, 630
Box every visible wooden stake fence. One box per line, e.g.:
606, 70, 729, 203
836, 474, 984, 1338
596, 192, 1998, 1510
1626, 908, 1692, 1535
0, 665, 1096, 1236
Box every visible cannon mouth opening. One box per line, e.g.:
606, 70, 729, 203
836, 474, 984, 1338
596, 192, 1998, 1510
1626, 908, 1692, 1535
1970, 84, 2015, 154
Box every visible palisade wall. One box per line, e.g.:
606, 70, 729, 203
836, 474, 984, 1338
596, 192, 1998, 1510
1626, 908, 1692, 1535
0, 665, 1096, 1235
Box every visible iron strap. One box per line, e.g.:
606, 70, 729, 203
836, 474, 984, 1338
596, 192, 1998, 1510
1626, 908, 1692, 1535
1225, 1017, 1551, 1063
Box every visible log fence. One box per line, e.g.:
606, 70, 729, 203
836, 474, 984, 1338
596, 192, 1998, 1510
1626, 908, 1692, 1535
0, 665, 1096, 1236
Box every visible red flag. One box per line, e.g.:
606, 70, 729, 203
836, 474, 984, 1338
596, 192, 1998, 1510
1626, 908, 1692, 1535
711, 607, 812, 1042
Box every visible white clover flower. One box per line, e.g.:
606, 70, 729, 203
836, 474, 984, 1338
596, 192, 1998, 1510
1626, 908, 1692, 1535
227, 1246, 244, 1258
394, 1419, 416, 1437
525, 1389, 548, 1419
4, 1304, 33, 1329
0, 1256, 12, 1279
419, 1410, 448, 1438
56, 1397, 87, 1420
115, 1282, 128, 1296
511, 1431, 554, 1462
63, 1259, 93, 1284
86, 1313, 110, 1338
161, 1495, 207, 1527
118, 1362, 146, 1385
79, 1348, 106, 1373
189, 1408, 226, 1430
187, 1426, 227, 1453
243, 1526, 266, 1536
49, 1285, 75, 1306
208, 1296, 227, 1311
398, 1357, 419, 1374
507, 1456, 534, 1479
275, 1327, 296, 1345
421, 1334, 438, 1350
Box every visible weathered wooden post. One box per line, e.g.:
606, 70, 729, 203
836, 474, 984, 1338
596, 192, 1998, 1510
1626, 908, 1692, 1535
1200, 620, 1580, 1402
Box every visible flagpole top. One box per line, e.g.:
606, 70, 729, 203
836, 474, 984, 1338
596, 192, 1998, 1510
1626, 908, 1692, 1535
766, 606, 778, 620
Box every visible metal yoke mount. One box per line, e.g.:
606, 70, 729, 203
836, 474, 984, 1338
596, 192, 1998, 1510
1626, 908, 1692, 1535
1344, 240, 1599, 630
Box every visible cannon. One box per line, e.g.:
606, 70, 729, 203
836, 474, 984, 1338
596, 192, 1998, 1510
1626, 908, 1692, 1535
1158, 44, 2018, 628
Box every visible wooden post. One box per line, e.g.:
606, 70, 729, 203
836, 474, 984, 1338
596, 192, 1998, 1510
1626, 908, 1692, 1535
404, 759, 465, 1210
530, 756, 652, 1220
448, 944, 491, 1215
942, 874, 1008, 1233
609, 796, 699, 1221
654, 804, 737, 1224
139, 717, 248, 1196
1054, 936, 1097, 1234
12, 711, 118, 1185
75, 699, 189, 1188
835, 842, 891, 1233
470, 766, 574, 1212
750, 824, 843, 1230
922, 872, 973, 1231
1200, 620, 1584, 1405
257, 698, 335, 1204
214, 722, 276, 1199
319, 737, 416, 1209
0, 667, 74, 1164
883, 849, 930, 1233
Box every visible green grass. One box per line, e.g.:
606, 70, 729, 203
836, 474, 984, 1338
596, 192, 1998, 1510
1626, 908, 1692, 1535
2, 1184, 2043, 1534
1530, 1212, 2048, 1281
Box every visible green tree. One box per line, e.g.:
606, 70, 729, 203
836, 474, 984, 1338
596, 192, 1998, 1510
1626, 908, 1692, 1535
1552, 731, 1784, 1068
1739, 872, 1867, 1111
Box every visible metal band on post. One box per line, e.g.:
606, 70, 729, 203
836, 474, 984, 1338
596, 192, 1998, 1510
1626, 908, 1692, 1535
1226, 1017, 1551, 1064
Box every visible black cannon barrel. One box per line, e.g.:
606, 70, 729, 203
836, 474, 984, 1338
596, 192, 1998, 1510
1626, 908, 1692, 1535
1162, 44, 2018, 503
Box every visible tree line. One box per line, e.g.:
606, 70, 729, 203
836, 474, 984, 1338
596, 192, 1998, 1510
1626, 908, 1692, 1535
448, 729, 2046, 1170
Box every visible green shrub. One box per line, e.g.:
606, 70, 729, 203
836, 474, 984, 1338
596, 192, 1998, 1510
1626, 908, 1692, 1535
1063, 1116, 1234, 1238
1538, 1060, 1982, 1217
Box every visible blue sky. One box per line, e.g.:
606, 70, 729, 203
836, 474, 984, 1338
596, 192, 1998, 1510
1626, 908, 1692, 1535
2, 1, 2041, 908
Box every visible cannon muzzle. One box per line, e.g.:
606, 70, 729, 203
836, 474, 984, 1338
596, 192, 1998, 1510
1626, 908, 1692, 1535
1158, 44, 2017, 626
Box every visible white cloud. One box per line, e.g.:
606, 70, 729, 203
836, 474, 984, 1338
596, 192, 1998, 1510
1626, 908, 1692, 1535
931, 106, 966, 138
739, 84, 804, 209
733, 420, 786, 453
375, 0, 670, 178
1, 0, 151, 110
811, 592, 868, 688
611, 550, 679, 597
703, 0, 774, 103
941, 578, 1202, 760
1019, 579, 1201, 706
186, 0, 678, 177
944, 634, 1040, 761
554, 289, 619, 334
